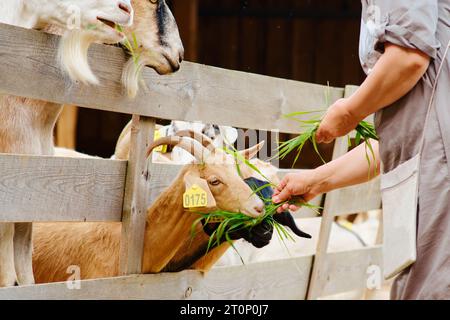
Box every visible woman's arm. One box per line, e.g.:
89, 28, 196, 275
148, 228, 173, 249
273, 140, 379, 212
315, 43, 431, 143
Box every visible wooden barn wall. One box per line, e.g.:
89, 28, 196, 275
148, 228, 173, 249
75, 0, 365, 167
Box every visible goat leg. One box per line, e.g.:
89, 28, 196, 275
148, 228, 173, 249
0, 223, 18, 287
13, 223, 35, 285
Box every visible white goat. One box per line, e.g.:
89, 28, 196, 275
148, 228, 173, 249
0, 0, 183, 287
114, 120, 238, 163
0, 0, 133, 288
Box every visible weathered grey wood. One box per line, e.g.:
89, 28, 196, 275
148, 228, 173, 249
307, 85, 382, 299
323, 86, 381, 216
0, 23, 343, 135
0, 154, 126, 222
307, 132, 349, 299
319, 246, 382, 297
0, 255, 313, 300
331, 178, 381, 216
120, 116, 156, 275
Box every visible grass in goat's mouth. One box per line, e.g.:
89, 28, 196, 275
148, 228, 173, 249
115, 25, 141, 68
190, 145, 321, 262
191, 197, 320, 264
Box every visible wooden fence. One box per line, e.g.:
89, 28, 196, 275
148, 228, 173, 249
0, 23, 382, 299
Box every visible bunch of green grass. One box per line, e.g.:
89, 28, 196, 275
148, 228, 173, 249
276, 114, 378, 165
274, 85, 379, 176
191, 196, 314, 263
190, 145, 321, 262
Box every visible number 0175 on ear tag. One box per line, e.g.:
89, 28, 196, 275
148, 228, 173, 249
183, 184, 208, 208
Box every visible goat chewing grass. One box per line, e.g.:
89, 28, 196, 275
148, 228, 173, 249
191, 145, 320, 261
116, 25, 146, 97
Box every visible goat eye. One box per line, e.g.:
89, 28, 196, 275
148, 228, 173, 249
209, 179, 221, 186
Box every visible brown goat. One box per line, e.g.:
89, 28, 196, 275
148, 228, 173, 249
32, 135, 265, 283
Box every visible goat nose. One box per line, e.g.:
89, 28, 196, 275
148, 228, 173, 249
254, 204, 264, 214
118, 1, 133, 15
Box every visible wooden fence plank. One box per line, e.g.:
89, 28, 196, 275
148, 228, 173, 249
320, 85, 381, 216
0, 157, 318, 223
0, 255, 313, 300
330, 179, 381, 216
0, 23, 343, 135
0, 155, 126, 222
307, 85, 382, 299
307, 136, 347, 299
119, 116, 156, 275
319, 246, 382, 297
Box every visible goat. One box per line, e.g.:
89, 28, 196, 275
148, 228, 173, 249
32, 136, 267, 283
0, 0, 183, 287
0, 0, 132, 288
114, 121, 238, 163
62, 0, 184, 89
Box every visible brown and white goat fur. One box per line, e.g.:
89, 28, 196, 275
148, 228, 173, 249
0, 0, 183, 287
33, 137, 265, 282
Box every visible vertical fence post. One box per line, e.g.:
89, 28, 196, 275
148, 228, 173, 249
119, 115, 156, 275
306, 86, 357, 299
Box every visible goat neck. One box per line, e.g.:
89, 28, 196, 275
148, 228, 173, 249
142, 164, 232, 273
0, 95, 61, 155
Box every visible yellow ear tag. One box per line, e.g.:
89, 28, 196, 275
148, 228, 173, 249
154, 130, 167, 153
183, 184, 208, 208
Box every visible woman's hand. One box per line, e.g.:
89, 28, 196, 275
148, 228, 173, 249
272, 170, 327, 213
315, 98, 362, 144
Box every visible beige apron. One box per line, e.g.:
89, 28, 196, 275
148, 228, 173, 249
382, 41, 450, 279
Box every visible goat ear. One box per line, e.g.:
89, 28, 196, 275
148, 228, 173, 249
219, 126, 239, 145
238, 141, 265, 160
183, 172, 217, 211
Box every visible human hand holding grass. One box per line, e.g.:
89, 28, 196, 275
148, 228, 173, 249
315, 98, 363, 144
272, 171, 326, 213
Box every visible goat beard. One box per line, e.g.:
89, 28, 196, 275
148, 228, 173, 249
59, 30, 100, 85
121, 55, 146, 98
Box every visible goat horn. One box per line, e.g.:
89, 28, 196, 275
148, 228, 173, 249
174, 130, 216, 151
146, 136, 211, 162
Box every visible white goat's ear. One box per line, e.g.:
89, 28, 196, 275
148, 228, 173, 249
238, 141, 265, 160
219, 126, 238, 145
183, 172, 217, 211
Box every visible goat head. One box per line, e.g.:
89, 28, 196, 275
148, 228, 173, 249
202, 177, 311, 249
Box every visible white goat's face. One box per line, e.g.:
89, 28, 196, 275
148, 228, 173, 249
125, 0, 184, 74
43, 0, 134, 43
168, 121, 238, 146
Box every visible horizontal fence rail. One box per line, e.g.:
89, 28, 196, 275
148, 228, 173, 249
0, 255, 314, 300
0, 158, 318, 223
0, 23, 343, 135
0, 154, 126, 222
0, 247, 382, 300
